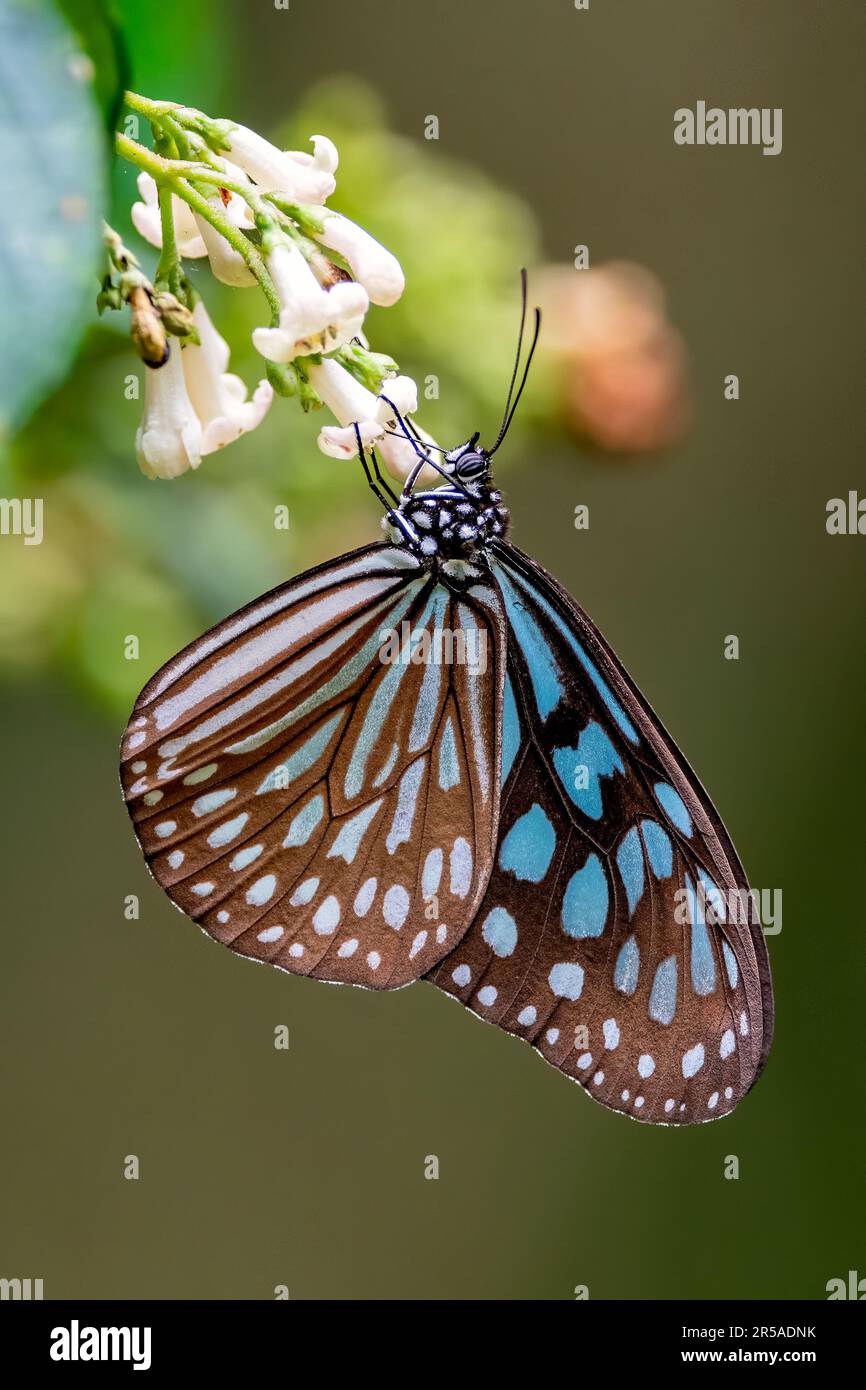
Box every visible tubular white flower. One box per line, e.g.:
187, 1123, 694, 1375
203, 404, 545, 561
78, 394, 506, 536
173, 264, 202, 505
189, 295, 230, 375
252, 241, 368, 363
308, 360, 437, 482
317, 420, 382, 459
307, 357, 380, 425
376, 374, 418, 420
194, 198, 257, 286
131, 173, 206, 258
224, 126, 337, 203
135, 347, 202, 480
181, 302, 274, 454
377, 420, 441, 484
287, 133, 339, 176
318, 211, 405, 306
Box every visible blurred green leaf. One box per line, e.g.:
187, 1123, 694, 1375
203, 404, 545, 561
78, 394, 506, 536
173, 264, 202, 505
0, 0, 107, 436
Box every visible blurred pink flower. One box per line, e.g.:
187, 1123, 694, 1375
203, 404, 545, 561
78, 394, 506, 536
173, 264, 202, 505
537, 262, 690, 456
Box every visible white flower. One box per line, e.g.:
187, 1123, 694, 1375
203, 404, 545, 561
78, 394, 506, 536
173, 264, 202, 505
224, 126, 337, 203
131, 173, 206, 258
318, 419, 382, 459
308, 357, 380, 430
193, 197, 257, 286
131, 170, 257, 286
182, 302, 273, 454
308, 359, 437, 481
287, 132, 339, 175
309, 360, 415, 432
135, 347, 202, 479
188, 295, 229, 374
378, 419, 441, 484
252, 241, 368, 363
377, 375, 418, 419
317, 211, 405, 306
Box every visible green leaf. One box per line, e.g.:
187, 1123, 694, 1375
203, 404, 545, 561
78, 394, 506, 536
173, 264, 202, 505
0, 0, 107, 437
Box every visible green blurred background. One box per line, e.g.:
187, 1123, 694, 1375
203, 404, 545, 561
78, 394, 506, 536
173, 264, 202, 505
1, 0, 864, 1299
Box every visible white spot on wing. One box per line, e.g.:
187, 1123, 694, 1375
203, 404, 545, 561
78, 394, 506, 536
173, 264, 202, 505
257, 925, 284, 943
207, 812, 249, 848
354, 877, 377, 917
183, 762, 219, 786
230, 844, 263, 871
386, 761, 424, 855
313, 895, 340, 935
246, 874, 277, 907
449, 836, 472, 898
192, 789, 237, 817
383, 884, 409, 930
290, 877, 319, 906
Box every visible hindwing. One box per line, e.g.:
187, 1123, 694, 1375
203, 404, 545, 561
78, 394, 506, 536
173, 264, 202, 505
428, 541, 774, 1124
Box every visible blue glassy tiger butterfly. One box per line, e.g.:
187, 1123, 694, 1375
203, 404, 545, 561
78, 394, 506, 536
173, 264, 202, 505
121, 276, 773, 1125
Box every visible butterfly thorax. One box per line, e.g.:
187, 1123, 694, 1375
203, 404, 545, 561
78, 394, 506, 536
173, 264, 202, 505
384, 442, 510, 560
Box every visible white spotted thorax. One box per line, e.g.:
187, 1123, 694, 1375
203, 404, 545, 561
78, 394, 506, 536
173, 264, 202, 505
383, 439, 510, 561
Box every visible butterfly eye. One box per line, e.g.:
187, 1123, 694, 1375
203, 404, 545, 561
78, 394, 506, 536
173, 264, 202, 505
456, 453, 487, 482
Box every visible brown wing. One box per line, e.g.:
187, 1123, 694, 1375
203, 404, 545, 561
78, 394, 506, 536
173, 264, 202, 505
121, 545, 506, 988
428, 543, 774, 1124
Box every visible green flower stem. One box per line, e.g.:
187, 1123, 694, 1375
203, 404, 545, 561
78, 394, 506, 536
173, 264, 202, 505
265, 197, 325, 238
115, 132, 281, 322
160, 112, 194, 161
123, 91, 179, 122
126, 95, 235, 155
155, 184, 179, 292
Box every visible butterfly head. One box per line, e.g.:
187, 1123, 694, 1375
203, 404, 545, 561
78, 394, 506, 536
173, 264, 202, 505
443, 434, 491, 493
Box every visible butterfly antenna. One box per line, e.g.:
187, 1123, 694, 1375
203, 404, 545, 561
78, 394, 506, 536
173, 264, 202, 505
383, 428, 450, 455
489, 268, 528, 453
487, 298, 542, 458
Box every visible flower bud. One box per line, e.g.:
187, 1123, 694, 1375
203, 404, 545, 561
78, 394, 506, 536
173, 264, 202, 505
129, 286, 168, 367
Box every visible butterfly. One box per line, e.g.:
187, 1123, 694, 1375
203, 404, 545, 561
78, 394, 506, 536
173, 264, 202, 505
121, 278, 774, 1125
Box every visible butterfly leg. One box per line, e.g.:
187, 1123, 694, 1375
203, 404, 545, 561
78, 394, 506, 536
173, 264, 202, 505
378, 395, 471, 501
367, 445, 401, 506
354, 425, 399, 510
353, 426, 421, 546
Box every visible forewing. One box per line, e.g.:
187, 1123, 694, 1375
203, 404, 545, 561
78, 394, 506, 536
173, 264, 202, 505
121, 545, 505, 988
428, 542, 774, 1124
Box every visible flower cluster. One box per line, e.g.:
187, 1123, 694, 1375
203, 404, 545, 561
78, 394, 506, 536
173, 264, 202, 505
105, 96, 435, 482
